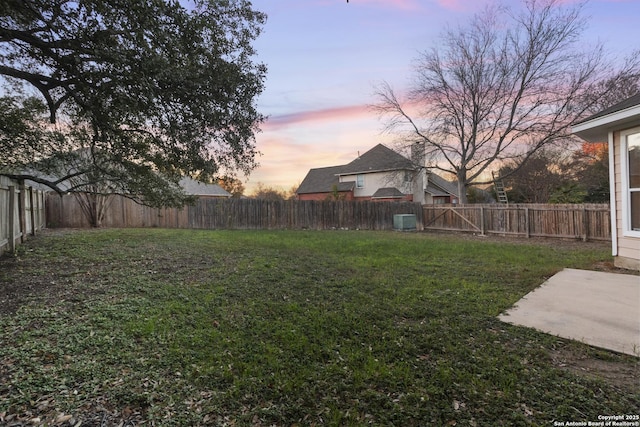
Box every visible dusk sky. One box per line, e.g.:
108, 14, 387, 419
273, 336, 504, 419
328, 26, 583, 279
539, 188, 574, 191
246, 0, 640, 193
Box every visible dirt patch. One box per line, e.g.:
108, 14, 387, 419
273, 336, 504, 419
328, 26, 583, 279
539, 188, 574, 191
428, 228, 613, 249
0, 394, 146, 427
0, 229, 107, 317
590, 260, 640, 275
549, 345, 640, 394
0, 244, 63, 317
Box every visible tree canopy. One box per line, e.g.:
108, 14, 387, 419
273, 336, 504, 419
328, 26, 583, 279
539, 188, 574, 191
499, 142, 610, 204
217, 176, 245, 198
374, 0, 635, 203
0, 0, 266, 206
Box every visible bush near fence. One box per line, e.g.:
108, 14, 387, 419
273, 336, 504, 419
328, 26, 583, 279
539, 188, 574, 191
423, 203, 610, 241
46, 194, 425, 231
0, 176, 47, 256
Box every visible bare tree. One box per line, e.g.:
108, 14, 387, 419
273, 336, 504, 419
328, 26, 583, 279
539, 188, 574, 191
498, 148, 568, 203
249, 183, 287, 201
581, 51, 640, 114
373, 0, 606, 203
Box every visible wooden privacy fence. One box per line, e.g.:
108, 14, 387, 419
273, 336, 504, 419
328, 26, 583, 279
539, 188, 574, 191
423, 204, 611, 241
46, 194, 611, 241
46, 194, 425, 231
0, 176, 47, 256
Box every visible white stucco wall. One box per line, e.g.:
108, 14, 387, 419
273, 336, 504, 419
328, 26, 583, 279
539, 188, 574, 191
339, 171, 412, 198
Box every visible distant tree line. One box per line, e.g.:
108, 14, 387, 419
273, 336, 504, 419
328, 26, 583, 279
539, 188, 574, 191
248, 183, 298, 200
497, 143, 609, 204
216, 178, 299, 200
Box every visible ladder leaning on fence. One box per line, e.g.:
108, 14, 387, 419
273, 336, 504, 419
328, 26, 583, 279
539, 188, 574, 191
492, 171, 508, 204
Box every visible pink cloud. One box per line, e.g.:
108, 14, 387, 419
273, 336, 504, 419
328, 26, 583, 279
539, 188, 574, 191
248, 117, 393, 192
320, 0, 422, 11
262, 104, 372, 130
247, 135, 350, 192
370, 0, 421, 10
436, 0, 466, 12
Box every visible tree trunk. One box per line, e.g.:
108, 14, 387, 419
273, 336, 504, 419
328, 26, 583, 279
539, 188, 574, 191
457, 171, 467, 204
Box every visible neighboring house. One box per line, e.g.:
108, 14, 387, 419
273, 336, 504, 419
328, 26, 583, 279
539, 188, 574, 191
572, 93, 640, 271
296, 143, 459, 204
296, 165, 357, 201
179, 177, 232, 199
423, 171, 460, 204
25, 171, 231, 199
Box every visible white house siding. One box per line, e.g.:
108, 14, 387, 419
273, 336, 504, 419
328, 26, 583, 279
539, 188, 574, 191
423, 194, 437, 204
613, 130, 640, 270
340, 171, 411, 198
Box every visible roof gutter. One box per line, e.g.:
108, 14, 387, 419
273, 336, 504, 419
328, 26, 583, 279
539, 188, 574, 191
573, 105, 640, 142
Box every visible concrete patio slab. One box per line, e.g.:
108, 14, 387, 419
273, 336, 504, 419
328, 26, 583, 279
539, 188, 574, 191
499, 268, 640, 356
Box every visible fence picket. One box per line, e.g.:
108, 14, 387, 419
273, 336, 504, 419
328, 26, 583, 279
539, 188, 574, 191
0, 177, 46, 256
47, 194, 425, 232
45, 194, 611, 242
423, 204, 610, 241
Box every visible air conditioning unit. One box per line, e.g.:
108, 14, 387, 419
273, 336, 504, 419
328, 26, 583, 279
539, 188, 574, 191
393, 214, 416, 231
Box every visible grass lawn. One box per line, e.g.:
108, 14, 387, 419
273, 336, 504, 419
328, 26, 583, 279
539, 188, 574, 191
0, 229, 637, 426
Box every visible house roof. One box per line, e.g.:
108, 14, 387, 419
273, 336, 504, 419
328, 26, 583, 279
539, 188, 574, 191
297, 144, 416, 195
426, 172, 459, 197
425, 184, 449, 197
179, 177, 231, 197
339, 144, 415, 175
297, 144, 459, 198
573, 93, 640, 142
371, 187, 405, 199
297, 165, 352, 194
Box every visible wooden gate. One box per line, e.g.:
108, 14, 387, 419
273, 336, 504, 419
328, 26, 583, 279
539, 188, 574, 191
422, 204, 610, 241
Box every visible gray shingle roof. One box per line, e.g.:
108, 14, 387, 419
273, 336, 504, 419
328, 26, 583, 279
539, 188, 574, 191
339, 144, 415, 175
426, 173, 459, 197
297, 165, 351, 194
179, 177, 231, 197
371, 187, 405, 198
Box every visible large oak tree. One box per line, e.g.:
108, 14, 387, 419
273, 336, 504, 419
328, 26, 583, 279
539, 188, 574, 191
0, 0, 266, 208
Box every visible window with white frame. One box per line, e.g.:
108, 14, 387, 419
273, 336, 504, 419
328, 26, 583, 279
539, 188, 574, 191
621, 128, 640, 235
356, 174, 364, 188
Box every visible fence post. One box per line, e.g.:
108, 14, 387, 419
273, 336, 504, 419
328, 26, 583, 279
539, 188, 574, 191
29, 187, 36, 236
525, 207, 530, 238
480, 206, 485, 235
582, 206, 588, 242
8, 185, 16, 252
60, 194, 66, 228
35, 190, 41, 231
38, 191, 44, 230
18, 181, 26, 243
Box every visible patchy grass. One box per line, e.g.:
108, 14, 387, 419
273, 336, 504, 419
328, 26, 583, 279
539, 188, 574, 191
0, 229, 637, 426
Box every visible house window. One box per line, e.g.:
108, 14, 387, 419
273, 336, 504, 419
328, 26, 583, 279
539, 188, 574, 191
621, 128, 640, 235
356, 174, 364, 188
404, 171, 412, 183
